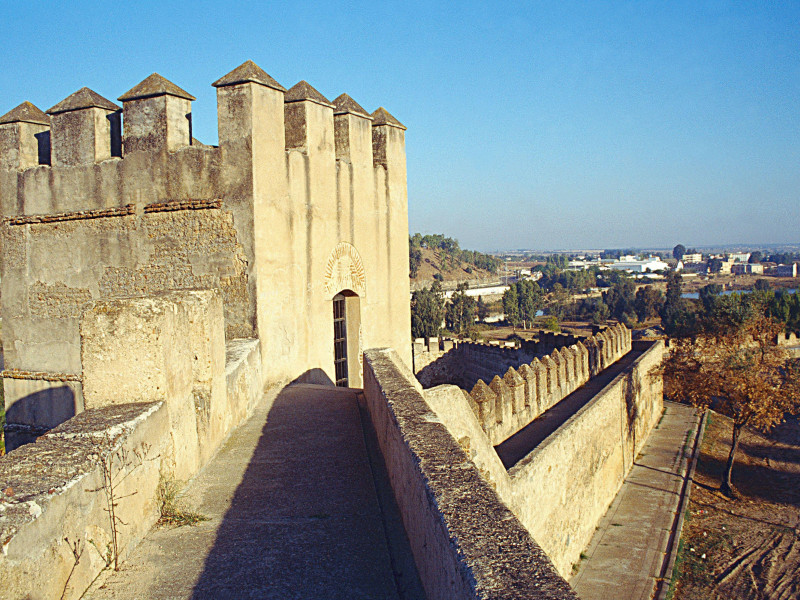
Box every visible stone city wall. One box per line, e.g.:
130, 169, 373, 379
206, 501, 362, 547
415, 324, 632, 444
414, 330, 585, 389
0, 290, 264, 600
1, 61, 411, 439
422, 340, 665, 578
362, 348, 579, 600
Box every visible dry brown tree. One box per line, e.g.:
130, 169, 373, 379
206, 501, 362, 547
663, 311, 800, 497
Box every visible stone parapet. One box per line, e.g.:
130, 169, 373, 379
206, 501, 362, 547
508, 340, 665, 575
413, 325, 632, 444
777, 331, 799, 347
0, 290, 265, 599
0, 401, 166, 600
455, 324, 632, 444
363, 348, 578, 600
421, 340, 665, 579
414, 330, 594, 392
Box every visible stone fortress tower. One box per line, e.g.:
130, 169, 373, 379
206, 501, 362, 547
0, 60, 412, 446
0, 60, 668, 600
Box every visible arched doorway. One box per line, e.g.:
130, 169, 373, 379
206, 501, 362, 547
332, 290, 362, 388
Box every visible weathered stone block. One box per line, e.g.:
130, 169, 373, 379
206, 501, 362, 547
0, 102, 50, 170
119, 74, 194, 154
469, 379, 497, 433
517, 363, 538, 417
79, 290, 224, 480
489, 375, 512, 431
80, 294, 193, 407
503, 367, 525, 416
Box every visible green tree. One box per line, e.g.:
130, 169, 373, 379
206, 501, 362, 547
661, 271, 698, 336
541, 315, 561, 332
411, 282, 445, 339
698, 283, 723, 309
768, 290, 800, 335
516, 279, 545, 329
673, 244, 686, 260
503, 280, 546, 329
592, 300, 611, 324
409, 247, 422, 278
603, 277, 636, 320
634, 286, 664, 322
754, 278, 771, 291
748, 251, 762, 264
700, 292, 753, 336
502, 285, 520, 329
445, 283, 477, 336
476, 296, 489, 322
548, 283, 571, 320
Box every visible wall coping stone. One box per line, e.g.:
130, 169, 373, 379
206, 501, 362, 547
364, 348, 578, 599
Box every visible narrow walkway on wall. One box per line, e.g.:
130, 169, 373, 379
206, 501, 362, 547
495, 347, 645, 469
570, 401, 700, 600
84, 383, 423, 600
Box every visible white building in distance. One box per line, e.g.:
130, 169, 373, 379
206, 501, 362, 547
609, 256, 670, 273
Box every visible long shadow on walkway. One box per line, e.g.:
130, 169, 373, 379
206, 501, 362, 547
495, 348, 644, 469
186, 383, 409, 599
86, 383, 420, 599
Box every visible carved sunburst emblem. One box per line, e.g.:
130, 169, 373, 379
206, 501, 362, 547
324, 242, 366, 296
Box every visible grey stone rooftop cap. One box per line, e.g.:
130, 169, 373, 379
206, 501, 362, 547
212, 60, 286, 92
47, 87, 120, 115
332, 93, 372, 119
284, 80, 334, 108
118, 73, 196, 102
371, 107, 406, 130
0, 101, 50, 125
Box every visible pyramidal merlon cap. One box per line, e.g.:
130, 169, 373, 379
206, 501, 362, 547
332, 93, 372, 119
47, 87, 120, 115
371, 107, 406, 130
118, 73, 196, 102
0, 101, 50, 126
212, 60, 286, 92
284, 81, 334, 108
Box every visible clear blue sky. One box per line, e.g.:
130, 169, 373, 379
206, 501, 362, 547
2, 1, 798, 251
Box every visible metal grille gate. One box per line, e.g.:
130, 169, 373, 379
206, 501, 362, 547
333, 294, 348, 387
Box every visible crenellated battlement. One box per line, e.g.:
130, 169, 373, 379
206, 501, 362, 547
0, 60, 412, 444
0, 61, 406, 217
467, 323, 630, 443
412, 324, 632, 445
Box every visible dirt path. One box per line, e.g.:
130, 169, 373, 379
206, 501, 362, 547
672, 412, 800, 600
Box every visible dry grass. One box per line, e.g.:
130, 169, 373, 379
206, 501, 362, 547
156, 476, 207, 528
671, 412, 800, 600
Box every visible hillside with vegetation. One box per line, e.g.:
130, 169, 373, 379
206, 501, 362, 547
409, 233, 501, 284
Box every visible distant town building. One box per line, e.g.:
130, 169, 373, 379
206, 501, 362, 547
681, 261, 707, 274
718, 258, 736, 274
732, 263, 764, 275
609, 256, 670, 273
770, 263, 798, 277
728, 252, 751, 263
682, 253, 703, 263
